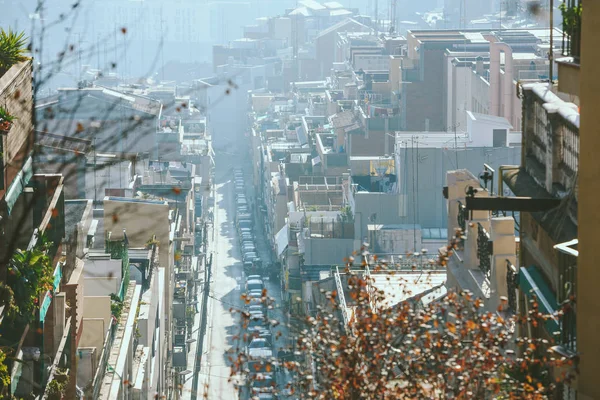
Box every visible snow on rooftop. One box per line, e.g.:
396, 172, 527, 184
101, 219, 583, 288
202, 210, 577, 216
300, 0, 326, 10
288, 7, 311, 16
523, 82, 580, 128
330, 9, 353, 16
323, 1, 344, 9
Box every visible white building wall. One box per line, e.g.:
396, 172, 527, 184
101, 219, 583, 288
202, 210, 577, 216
353, 55, 390, 71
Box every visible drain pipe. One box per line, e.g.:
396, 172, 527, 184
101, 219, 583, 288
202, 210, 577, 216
498, 165, 520, 196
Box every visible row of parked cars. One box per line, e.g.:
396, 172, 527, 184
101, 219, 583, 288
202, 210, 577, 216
233, 168, 279, 400
234, 168, 263, 276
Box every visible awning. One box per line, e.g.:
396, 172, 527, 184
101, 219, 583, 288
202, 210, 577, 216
519, 266, 560, 334
40, 262, 63, 323
5, 156, 33, 215
275, 224, 289, 258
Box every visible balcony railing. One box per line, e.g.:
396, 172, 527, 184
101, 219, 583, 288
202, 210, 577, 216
560, 0, 582, 63
334, 267, 350, 329
506, 260, 518, 314
476, 223, 492, 277
457, 200, 467, 236
558, 122, 579, 190
91, 326, 116, 399
556, 240, 578, 353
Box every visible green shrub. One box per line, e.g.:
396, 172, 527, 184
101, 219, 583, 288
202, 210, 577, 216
0, 29, 28, 75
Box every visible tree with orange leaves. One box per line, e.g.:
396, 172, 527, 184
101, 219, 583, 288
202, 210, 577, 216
231, 238, 573, 399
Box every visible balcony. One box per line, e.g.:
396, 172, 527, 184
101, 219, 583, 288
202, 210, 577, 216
555, 239, 578, 354
444, 170, 518, 312
476, 223, 492, 278
520, 82, 579, 197
506, 260, 518, 314
557, 0, 581, 97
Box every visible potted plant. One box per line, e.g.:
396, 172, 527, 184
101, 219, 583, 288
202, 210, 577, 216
559, 1, 583, 59
0, 107, 15, 134
0, 29, 28, 76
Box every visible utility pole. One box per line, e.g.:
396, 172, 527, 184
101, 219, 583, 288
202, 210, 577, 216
292, 0, 299, 83
96, 33, 100, 71
549, 0, 554, 83
76, 32, 82, 82
375, 0, 379, 32
160, 11, 165, 82
389, 0, 397, 34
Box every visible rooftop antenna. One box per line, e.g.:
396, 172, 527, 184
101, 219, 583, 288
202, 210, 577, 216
160, 10, 165, 82
375, 0, 379, 32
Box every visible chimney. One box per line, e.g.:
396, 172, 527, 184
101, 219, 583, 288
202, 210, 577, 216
475, 56, 484, 75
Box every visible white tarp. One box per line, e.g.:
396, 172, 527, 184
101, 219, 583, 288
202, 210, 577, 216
275, 224, 289, 258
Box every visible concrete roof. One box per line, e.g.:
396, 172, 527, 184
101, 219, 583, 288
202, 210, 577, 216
323, 1, 344, 9
300, 0, 326, 10
370, 271, 447, 308
315, 18, 371, 40
467, 111, 513, 129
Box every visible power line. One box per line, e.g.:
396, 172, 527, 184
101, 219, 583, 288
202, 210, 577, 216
411, 136, 417, 252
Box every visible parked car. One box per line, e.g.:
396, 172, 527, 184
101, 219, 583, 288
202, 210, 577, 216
242, 243, 256, 252
247, 313, 269, 332
249, 373, 276, 396
255, 392, 277, 400
237, 212, 253, 222
247, 304, 266, 316
244, 361, 279, 388
246, 337, 273, 359
243, 252, 258, 263
241, 239, 255, 248
238, 220, 252, 231
240, 233, 253, 242
243, 260, 254, 274
246, 278, 264, 292
239, 227, 252, 236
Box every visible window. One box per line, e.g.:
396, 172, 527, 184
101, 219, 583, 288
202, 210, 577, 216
493, 129, 507, 147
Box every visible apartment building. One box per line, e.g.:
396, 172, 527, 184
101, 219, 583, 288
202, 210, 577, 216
439, 2, 587, 396
36, 86, 163, 157
0, 59, 70, 398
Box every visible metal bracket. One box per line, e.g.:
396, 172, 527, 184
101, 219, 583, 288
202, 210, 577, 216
465, 196, 562, 212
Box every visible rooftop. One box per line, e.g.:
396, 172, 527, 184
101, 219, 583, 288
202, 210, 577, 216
36, 131, 92, 155
370, 270, 447, 308
64, 199, 91, 241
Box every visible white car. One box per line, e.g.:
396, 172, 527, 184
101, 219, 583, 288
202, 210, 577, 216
246, 337, 273, 359
249, 373, 276, 396
246, 278, 264, 292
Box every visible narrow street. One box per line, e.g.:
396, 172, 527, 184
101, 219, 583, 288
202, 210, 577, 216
197, 152, 243, 399
182, 146, 292, 399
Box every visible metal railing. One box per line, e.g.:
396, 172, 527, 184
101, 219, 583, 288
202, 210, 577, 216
91, 326, 116, 399
457, 200, 467, 234
558, 122, 579, 189
334, 266, 349, 328
476, 223, 492, 277
557, 247, 578, 353
561, 0, 582, 63
506, 260, 518, 314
